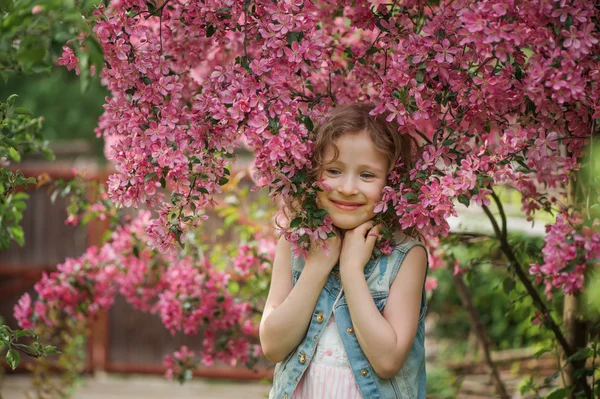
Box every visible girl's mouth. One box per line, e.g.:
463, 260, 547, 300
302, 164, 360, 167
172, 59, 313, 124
331, 200, 362, 211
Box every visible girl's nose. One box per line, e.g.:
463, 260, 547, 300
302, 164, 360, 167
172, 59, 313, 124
336, 176, 359, 196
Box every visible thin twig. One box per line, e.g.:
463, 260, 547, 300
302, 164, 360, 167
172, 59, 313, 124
131, 0, 173, 19
244, 0, 249, 58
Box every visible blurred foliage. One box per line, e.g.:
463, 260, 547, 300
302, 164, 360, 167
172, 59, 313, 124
25, 310, 87, 399
0, 68, 108, 159
582, 138, 600, 320
0, 0, 103, 81
0, 0, 106, 250
426, 366, 459, 399
428, 233, 557, 359
0, 94, 50, 249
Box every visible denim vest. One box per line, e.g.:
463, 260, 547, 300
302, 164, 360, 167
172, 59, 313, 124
269, 237, 428, 399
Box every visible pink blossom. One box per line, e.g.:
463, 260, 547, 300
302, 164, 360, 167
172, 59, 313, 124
14, 293, 34, 330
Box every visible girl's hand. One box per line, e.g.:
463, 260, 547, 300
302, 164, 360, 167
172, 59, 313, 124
340, 221, 381, 274
305, 229, 342, 274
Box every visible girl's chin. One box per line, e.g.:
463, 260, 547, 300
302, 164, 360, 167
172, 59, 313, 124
330, 216, 373, 231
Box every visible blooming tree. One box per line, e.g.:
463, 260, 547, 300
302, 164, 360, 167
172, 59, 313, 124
12, 0, 600, 395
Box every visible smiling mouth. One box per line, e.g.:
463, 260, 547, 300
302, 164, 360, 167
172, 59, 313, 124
330, 200, 363, 210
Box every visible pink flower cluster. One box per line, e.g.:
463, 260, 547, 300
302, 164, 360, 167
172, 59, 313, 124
14, 211, 262, 367
15, 245, 118, 329
233, 244, 272, 276
164, 345, 197, 382
56, 0, 599, 296
529, 211, 600, 297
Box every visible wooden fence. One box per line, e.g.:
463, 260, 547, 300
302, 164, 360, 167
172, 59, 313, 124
0, 163, 271, 380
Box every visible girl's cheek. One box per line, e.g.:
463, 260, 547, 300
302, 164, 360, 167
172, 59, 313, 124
319, 179, 333, 191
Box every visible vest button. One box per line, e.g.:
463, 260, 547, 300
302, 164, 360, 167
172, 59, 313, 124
283, 395, 288, 399
299, 353, 306, 364
347, 327, 354, 335
316, 312, 325, 323
360, 369, 368, 377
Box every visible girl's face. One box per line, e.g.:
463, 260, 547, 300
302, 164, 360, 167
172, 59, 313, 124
316, 130, 389, 231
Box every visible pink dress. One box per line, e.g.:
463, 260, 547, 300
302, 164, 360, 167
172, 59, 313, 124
292, 315, 363, 399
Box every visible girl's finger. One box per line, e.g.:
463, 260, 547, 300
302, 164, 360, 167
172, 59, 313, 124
366, 226, 381, 246
356, 220, 375, 237
366, 224, 382, 239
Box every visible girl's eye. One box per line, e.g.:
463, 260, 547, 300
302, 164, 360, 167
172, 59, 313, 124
361, 173, 375, 179
326, 169, 340, 175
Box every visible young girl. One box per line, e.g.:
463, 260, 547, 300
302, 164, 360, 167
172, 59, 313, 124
260, 103, 429, 399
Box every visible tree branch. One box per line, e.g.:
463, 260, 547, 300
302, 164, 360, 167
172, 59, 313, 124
481, 204, 592, 398
490, 189, 507, 241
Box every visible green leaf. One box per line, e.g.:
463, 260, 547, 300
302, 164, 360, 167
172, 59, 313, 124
290, 217, 302, 228
404, 192, 418, 201
6, 94, 19, 106
303, 115, 314, 132
566, 347, 589, 363
41, 147, 55, 161
286, 31, 304, 45
6, 349, 20, 370
564, 14, 573, 31
415, 71, 424, 84
78, 49, 91, 93
206, 24, 216, 37
457, 194, 470, 207
9, 226, 24, 246
13, 107, 34, 116
534, 347, 551, 359
8, 147, 21, 162
144, 172, 157, 183
502, 278, 515, 294
13, 329, 34, 339
42, 345, 60, 355
546, 387, 571, 399
84, 36, 105, 75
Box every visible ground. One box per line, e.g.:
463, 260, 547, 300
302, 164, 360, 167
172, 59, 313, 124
1, 373, 272, 399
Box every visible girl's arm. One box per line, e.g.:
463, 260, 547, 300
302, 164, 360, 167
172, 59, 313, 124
259, 235, 340, 363
341, 238, 427, 379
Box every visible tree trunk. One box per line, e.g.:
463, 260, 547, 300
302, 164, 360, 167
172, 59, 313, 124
562, 153, 589, 398
562, 294, 588, 397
